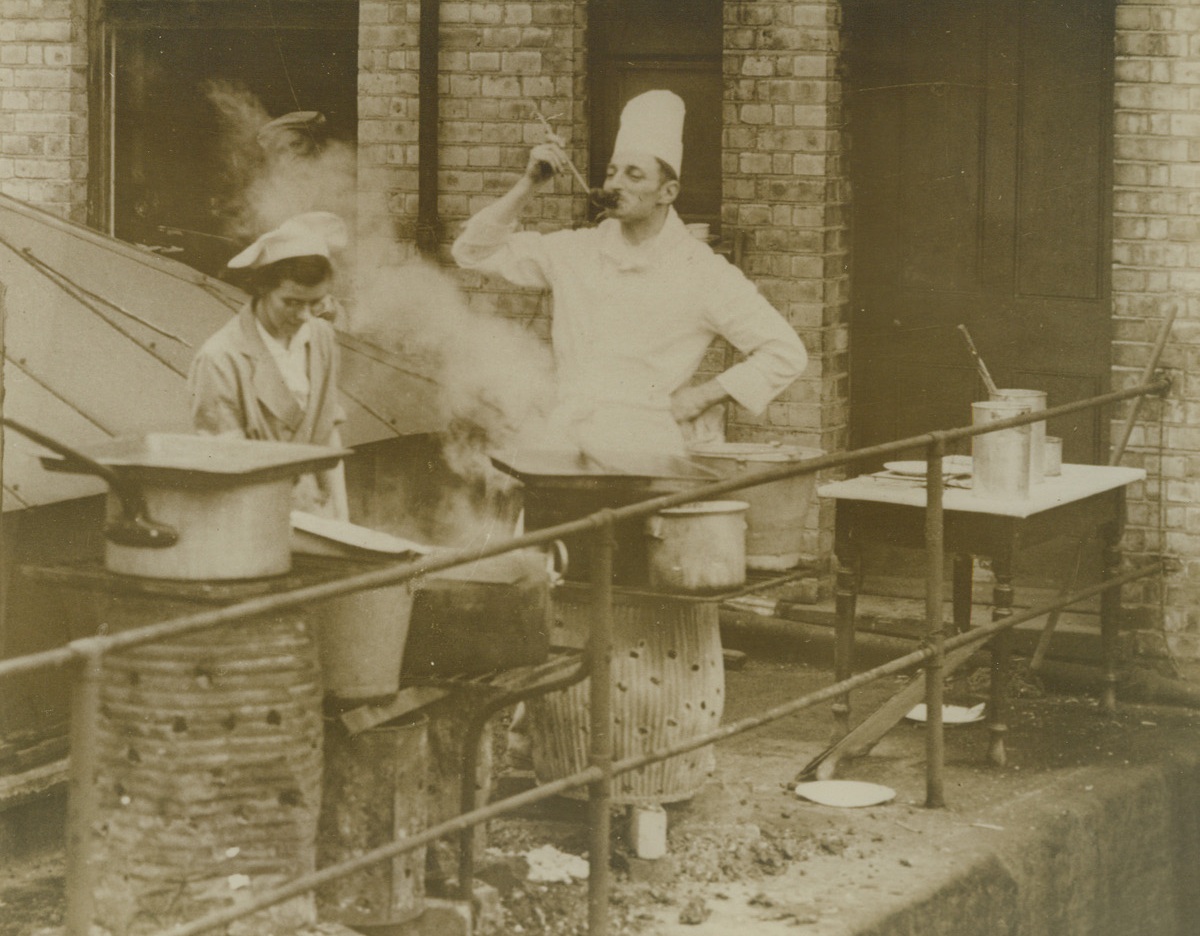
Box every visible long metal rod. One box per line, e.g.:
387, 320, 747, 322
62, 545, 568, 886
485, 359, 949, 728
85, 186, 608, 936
153, 559, 1161, 936
1111, 308, 1176, 464
587, 513, 615, 936
957, 324, 1000, 397
415, 0, 440, 255
0, 375, 1170, 685
1, 378, 1173, 679
923, 437, 947, 808
65, 642, 103, 936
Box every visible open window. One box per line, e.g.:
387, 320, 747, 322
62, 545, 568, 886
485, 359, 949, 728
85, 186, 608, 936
89, 1, 358, 277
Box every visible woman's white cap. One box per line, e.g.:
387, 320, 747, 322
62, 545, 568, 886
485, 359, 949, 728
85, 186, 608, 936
610, 90, 685, 177
227, 212, 348, 270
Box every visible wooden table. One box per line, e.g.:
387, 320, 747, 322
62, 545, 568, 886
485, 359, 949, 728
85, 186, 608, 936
817, 464, 1145, 766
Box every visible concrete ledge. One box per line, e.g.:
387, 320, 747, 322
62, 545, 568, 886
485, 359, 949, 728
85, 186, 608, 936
846, 748, 1200, 936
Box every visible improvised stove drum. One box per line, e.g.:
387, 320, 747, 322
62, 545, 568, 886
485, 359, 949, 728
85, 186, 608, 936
527, 584, 724, 805
62, 577, 329, 935
21, 431, 350, 934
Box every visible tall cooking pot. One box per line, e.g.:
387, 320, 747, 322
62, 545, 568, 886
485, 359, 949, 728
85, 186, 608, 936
36, 432, 348, 580
688, 441, 823, 571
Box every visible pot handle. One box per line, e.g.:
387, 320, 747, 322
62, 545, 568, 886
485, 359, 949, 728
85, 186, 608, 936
2, 417, 178, 549
548, 539, 569, 585
645, 515, 664, 540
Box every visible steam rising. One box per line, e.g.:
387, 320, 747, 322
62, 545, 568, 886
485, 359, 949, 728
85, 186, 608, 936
204, 80, 559, 511
353, 260, 556, 473
204, 81, 357, 244
204, 82, 557, 489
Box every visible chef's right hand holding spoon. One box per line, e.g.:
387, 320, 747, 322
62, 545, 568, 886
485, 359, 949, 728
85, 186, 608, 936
526, 135, 568, 185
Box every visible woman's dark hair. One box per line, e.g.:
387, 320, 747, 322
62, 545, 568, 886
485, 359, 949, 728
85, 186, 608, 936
246, 254, 333, 296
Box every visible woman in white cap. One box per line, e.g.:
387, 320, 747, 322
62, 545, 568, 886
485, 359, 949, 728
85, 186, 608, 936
188, 212, 350, 519
452, 89, 807, 456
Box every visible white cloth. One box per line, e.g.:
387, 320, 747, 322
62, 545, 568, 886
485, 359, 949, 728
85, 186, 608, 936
612, 90, 685, 177
452, 206, 807, 455
255, 318, 311, 406
228, 211, 348, 269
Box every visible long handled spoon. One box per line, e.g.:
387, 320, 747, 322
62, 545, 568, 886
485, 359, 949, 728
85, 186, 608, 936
957, 324, 999, 397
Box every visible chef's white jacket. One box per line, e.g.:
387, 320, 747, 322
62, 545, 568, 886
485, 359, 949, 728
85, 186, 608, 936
452, 205, 807, 454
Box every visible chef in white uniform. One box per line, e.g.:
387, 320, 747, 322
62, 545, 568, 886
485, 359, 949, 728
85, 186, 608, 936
451, 90, 807, 456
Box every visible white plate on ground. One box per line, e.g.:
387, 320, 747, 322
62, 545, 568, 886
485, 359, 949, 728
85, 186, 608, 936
794, 780, 896, 808
883, 456, 972, 479
905, 703, 986, 725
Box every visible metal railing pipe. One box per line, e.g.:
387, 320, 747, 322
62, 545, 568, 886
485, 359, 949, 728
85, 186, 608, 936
147, 562, 1163, 936
599, 562, 1162, 779
587, 513, 615, 936
64, 640, 103, 936
2, 374, 1170, 688
924, 436, 947, 808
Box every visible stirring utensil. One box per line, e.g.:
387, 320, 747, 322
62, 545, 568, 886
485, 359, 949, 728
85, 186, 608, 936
532, 110, 592, 192
957, 324, 999, 397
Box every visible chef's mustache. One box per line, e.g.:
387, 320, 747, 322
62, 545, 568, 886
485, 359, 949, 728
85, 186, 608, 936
590, 189, 619, 210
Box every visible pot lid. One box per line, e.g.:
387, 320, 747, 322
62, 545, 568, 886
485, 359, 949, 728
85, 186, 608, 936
40, 433, 349, 488
688, 441, 823, 462
291, 510, 432, 558
490, 446, 720, 483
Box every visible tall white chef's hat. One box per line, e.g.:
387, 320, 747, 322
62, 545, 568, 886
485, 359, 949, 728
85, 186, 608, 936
227, 211, 348, 270
610, 90, 685, 178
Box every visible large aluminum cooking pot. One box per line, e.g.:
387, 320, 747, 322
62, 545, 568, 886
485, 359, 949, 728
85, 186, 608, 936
688, 441, 823, 571
39, 433, 348, 580
489, 447, 720, 586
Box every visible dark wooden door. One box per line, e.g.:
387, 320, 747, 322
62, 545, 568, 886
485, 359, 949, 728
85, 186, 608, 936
589, 0, 723, 227
845, 0, 1114, 464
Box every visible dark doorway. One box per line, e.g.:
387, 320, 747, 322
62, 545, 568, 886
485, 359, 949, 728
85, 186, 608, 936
95, 2, 357, 277
844, 0, 1115, 465
589, 0, 723, 228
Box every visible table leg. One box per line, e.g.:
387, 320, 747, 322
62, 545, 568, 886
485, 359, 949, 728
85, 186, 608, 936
1099, 518, 1122, 715
988, 550, 1014, 767
832, 552, 859, 741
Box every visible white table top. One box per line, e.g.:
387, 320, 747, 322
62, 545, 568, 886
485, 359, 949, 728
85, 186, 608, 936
817, 463, 1145, 519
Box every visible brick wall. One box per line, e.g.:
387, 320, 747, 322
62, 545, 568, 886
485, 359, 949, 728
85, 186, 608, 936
357, 0, 421, 258
363, 0, 584, 339
723, 0, 849, 562
442, 0, 583, 343
0, 0, 88, 222
1113, 0, 1200, 663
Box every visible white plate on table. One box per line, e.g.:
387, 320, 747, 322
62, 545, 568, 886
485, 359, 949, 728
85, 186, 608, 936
883, 456, 972, 479
794, 780, 896, 808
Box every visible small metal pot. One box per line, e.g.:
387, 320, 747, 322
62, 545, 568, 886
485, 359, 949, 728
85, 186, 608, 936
645, 500, 749, 594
